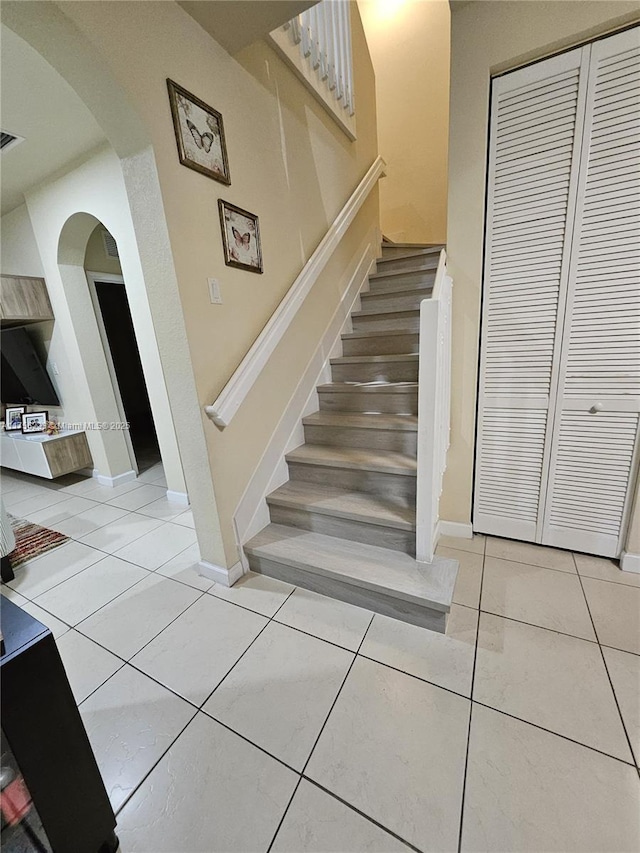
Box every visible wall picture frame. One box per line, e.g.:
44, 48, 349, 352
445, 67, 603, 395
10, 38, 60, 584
21, 411, 48, 435
5, 406, 26, 432
218, 200, 263, 274
167, 79, 231, 185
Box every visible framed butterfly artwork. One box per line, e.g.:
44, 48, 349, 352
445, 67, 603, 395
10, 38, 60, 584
218, 200, 263, 274
167, 79, 231, 185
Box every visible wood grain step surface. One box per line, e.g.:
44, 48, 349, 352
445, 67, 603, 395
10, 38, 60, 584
330, 354, 418, 365
286, 443, 417, 476
266, 480, 415, 529
368, 265, 438, 284
302, 411, 418, 431
244, 523, 457, 612
377, 247, 443, 268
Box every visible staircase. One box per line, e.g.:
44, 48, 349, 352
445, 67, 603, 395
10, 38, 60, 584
244, 245, 459, 633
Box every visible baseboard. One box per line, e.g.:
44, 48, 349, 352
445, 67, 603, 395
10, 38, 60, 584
439, 520, 474, 540
233, 235, 377, 547
620, 551, 640, 574
94, 469, 137, 488
198, 559, 244, 587
166, 489, 189, 506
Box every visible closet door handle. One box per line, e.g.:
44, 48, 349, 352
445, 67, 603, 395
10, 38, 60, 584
590, 402, 603, 414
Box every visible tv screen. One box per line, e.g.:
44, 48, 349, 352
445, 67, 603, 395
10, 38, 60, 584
1, 326, 60, 406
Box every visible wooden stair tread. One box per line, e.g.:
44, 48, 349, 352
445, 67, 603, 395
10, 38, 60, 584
286, 443, 417, 475
377, 247, 443, 264
362, 284, 433, 299
302, 411, 418, 431
245, 524, 457, 612
341, 329, 419, 340
266, 481, 416, 530
330, 353, 418, 365
351, 306, 420, 318
317, 381, 418, 394
369, 265, 438, 281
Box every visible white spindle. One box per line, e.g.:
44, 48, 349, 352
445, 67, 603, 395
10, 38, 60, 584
415, 250, 453, 563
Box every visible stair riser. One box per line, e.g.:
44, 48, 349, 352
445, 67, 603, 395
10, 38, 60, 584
361, 291, 431, 313
342, 333, 419, 356
303, 424, 418, 453
288, 462, 416, 499
352, 313, 420, 333
246, 554, 447, 633
331, 361, 418, 383
267, 505, 415, 554
381, 245, 437, 258
369, 270, 436, 290
377, 255, 440, 273
318, 391, 418, 414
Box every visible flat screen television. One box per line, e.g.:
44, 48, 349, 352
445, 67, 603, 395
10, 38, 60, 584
1, 326, 60, 406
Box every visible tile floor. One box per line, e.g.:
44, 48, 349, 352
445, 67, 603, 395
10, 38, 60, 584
2, 466, 640, 852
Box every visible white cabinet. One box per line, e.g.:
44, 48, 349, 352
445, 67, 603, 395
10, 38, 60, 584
1, 430, 93, 479
474, 27, 640, 558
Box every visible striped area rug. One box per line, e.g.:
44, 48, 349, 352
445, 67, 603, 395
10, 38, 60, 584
8, 515, 70, 568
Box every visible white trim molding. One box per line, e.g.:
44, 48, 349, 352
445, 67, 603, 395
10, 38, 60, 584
166, 489, 189, 507
439, 520, 474, 540
198, 559, 244, 587
205, 156, 386, 428
94, 469, 137, 487
620, 551, 640, 574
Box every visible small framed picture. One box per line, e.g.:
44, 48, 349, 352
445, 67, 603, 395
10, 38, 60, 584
21, 411, 48, 435
167, 79, 231, 185
218, 200, 263, 274
5, 406, 26, 432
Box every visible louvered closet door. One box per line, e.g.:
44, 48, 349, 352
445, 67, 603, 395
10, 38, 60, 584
474, 48, 589, 540
541, 28, 640, 557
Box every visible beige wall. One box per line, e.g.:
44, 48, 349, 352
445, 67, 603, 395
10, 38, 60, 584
84, 224, 123, 276
43, 0, 379, 565
444, 0, 640, 553
359, 0, 449, 243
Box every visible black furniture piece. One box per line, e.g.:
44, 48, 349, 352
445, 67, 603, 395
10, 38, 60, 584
0, 597, 118, 853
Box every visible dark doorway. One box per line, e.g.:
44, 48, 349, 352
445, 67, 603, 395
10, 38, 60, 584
94, 280, 160, 472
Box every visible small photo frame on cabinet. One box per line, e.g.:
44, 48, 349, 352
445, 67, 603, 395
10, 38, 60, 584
167, 79, 231, 185
218, 200, 263, 274
21, 411, 48, 435
5, 406, 26, 432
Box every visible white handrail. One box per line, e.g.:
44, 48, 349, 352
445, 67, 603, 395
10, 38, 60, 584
205, 156, 386, 428
415, 250, 453, 563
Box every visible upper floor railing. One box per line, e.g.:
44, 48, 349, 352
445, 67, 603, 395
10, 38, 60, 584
269, 0, 356, 139
415, 250, 453, 563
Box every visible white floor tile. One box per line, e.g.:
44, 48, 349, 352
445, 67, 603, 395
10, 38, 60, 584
7, 488, 71, 517
360, 604, 478, 696
56, 630, 123, 704
156, 543, 212, 591
461, 704, 640, 853
136, 464, 164, 484
482, 556, 596, 640
1, 586, 28, 606
35, 556, 148, 625
204, 621, 354, 770
115, 712, 297, 852
274, 588, 372, 651
575, 552, 640, 589
59, 477, 141, 501
80, 665, 195, 811
135, 496, 184, 521
6, 540, 104, 599
474, 612, 632, 762
80, 513, 163, 554
602, 646, 640, 766
271, 779, 408, 853
24, 496, 99, 529
437, 546, 483, 608
486, 537, 576, 574
19, 601, 70, 639
438, 533, 485, 555
107, 483, 166, 511
582, 577, 640, 655
306, 657, 470, 852
172, 509, 195, 528
208, 570, 294, 617
52, 503, 129, 539
131, 594, 267, 705
114, 522, 197, 570
78, 574, 201, 660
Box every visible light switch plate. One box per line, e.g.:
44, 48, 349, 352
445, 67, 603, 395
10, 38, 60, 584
208, 277, 222, 304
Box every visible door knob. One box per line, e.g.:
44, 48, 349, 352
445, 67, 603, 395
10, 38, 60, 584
590, 402, 603, 414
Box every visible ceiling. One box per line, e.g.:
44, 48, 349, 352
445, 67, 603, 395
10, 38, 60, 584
178, 0, 318, 54
0, 24, 106, 216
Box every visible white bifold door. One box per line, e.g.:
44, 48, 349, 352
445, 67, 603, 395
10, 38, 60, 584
474, 27, 640, 558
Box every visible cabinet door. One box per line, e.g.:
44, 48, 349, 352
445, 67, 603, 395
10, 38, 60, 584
541, 28, 640, 557
474, 47, 589, 540
0, 276, 53, 322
